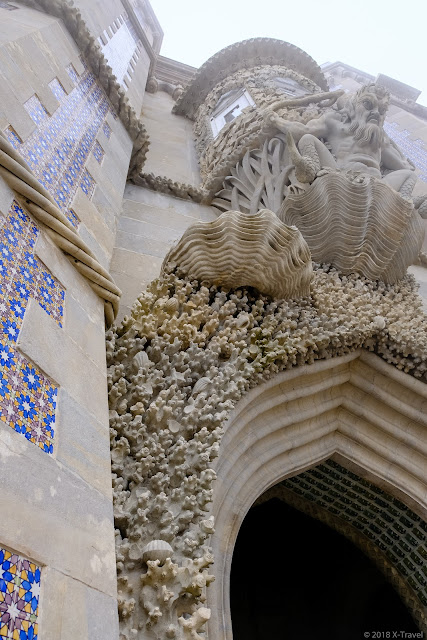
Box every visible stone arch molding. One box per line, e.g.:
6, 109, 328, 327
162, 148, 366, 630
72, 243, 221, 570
209, 350, 427, 639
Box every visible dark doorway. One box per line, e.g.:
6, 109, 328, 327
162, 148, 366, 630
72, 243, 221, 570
231, 498, 418, 640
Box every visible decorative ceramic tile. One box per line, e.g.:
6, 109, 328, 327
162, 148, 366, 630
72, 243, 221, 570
65, 63, 79, 84
92, 140, 104, 164
0, 546, 41, 639
18, 66, 112, 213
48, 78, 66, 102
0, 201, 62, 454
3, 127, 21, 149
80, 169, 95, 198
0, 201, 64, 329
23, 96, 48, 126
385, 121, 427, 183
102, 122, 112, 139
282, 459, 427, 607
65, 209, 80, 229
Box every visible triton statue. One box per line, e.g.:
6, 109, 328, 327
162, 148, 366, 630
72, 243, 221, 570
265, 83, 418, 198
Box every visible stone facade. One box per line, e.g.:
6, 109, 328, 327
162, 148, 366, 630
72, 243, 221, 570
0, 2, 426, 640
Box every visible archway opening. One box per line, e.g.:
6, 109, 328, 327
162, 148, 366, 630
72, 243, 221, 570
230, 498, 418, 640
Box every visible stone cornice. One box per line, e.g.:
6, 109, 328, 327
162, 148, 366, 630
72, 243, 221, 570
18, 0, 150, 179
173, 38, 329, 119
153, 55, 197, 87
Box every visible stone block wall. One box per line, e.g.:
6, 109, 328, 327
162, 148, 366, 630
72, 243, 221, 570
72, 0, 155, 115
0, 5, 137, 638
140, 92, 201, 184
111, 185, 217, 321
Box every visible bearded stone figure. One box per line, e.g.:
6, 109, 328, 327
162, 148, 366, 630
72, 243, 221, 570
265, 83, 417, 197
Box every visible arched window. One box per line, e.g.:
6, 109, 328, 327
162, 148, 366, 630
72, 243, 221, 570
210, 88, 255, 137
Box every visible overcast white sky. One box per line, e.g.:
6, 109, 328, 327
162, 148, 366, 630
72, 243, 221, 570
149, 0, 427, 106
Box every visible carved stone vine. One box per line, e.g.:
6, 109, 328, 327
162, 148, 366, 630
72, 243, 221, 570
108, 264, 427, 638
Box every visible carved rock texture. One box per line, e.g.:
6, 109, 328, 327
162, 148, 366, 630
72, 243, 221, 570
162, 209, 313, 300
280, 172, 425, 284
108, 266, 427, 638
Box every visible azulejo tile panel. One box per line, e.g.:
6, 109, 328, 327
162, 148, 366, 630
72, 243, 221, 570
65, 63, 79, 85
385, 121, 427, 183
102, 122, 112, 139
23, 96, 48, 127
16, 64, 112, 211
0, 201, 61, 454
3, 127, 22, 150
92, 140, 104, 164
0, 546, 41, 640
48, 78, 66, 103
65, 208, 80, 230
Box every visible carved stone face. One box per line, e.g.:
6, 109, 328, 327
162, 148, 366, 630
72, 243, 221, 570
354, 92, 387, 130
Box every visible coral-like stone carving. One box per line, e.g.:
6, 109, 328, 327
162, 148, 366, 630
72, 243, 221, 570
108, 265, 427, 638
162, 209, 313, 299
280, 171, 424, 284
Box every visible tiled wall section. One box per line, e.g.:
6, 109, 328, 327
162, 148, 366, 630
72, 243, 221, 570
0, 200, 61, 455
282, 460, 427, 607
99, 14, 142, 90
385, 121, 427, 183
4, 62, 111, 229
0, 546, 41, 639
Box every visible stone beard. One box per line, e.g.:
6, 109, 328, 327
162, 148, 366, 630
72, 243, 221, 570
348, 119, 384, 147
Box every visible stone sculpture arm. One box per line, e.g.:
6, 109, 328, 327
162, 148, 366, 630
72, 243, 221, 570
381, 135, 414, 171
264, 110, 330, 143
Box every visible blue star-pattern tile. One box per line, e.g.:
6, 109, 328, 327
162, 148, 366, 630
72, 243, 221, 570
23, 96, 48, 126
102, 122, 112, 139
0, 548, 40, 639
92, 140, 104, 164
80, 169, 95, 198
48, 78, 66, 102
0, 345, 57, 454
0, 201, 62, 454
0, 201, 65, 333
3, 126, 22, 149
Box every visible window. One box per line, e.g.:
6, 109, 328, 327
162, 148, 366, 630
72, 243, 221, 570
210, 88, 255, 137
273, 77, 308, 97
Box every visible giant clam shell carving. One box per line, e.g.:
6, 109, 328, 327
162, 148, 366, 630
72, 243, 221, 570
162, 209, 313, 299
279, 172, 424, 284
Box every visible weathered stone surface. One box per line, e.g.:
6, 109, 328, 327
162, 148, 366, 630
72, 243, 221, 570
108, 263, 427, 638
280, 171, 424, 283
162, 209, 313, 300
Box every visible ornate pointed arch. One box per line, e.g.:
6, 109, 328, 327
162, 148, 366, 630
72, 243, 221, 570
210, 350, 427, 638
